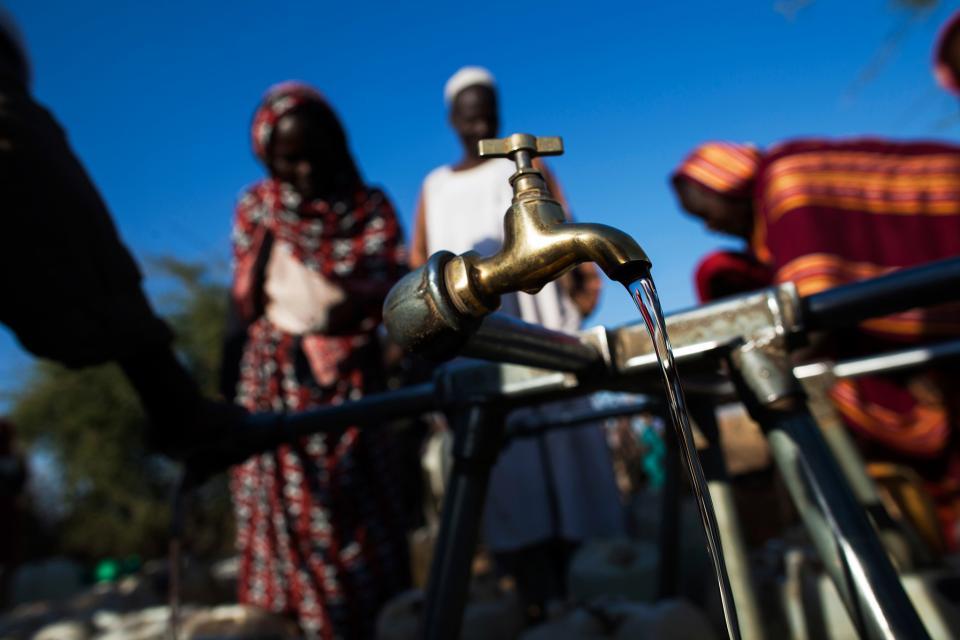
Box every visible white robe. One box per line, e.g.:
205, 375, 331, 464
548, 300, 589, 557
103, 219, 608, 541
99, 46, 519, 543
421, 159, 625, 551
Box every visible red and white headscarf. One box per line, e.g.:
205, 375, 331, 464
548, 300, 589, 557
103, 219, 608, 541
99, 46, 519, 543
233, 82, 406, 324
672, 142, 763, 198
250, 81, 328, 161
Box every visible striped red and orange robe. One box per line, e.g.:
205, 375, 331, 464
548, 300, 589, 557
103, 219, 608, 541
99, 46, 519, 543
752, 139, 960, 541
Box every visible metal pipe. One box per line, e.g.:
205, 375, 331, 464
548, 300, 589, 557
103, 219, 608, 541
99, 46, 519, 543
797, 373, 914, 560
461, 313, 605, 372
226, 382, 437, 462
506, 401, 653, 439
794, 338, 960, 381
801, 256, 960, 331
213, 318, 960, 481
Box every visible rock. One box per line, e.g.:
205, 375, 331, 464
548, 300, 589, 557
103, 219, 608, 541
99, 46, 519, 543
31, 620, 90, 640
93, 605, 187, 640
10, 558, 84, 605
0, 600, 64, 640
181, 605, 300, 639
1, 559, 299, 640
65, 576, 162, 617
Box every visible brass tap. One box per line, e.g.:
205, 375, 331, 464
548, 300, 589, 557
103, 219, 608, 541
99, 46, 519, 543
384, 133, 652, 358
445, 133, 651, 317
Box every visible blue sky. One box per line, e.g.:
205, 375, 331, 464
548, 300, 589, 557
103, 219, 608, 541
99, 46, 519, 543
1, 0, 958, 401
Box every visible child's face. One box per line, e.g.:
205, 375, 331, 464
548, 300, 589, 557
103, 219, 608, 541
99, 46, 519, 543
450, 85, 499, 158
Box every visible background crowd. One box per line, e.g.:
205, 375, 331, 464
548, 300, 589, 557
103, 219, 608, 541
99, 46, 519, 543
2, 2, 960, 640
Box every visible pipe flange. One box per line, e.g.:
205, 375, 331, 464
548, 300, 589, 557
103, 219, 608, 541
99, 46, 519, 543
383, 251, 482, 361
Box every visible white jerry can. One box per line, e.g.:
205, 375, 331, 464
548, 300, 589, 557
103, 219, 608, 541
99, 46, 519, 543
376, 585, 524, 640
519, 598, 717, 640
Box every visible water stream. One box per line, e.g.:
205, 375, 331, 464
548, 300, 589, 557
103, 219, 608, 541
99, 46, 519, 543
627, 275, 742, 640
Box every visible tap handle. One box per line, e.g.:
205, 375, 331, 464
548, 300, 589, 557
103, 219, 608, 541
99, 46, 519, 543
478, 133, 563, 172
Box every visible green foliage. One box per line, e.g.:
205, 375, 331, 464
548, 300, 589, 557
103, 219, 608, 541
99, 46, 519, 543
151, 257, 230, 397
10, 258, 235, 562
13, 361, 170, 559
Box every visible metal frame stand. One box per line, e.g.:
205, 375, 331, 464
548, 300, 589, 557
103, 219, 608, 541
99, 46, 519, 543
422, 403, 505, 640
203, 258, 960, 640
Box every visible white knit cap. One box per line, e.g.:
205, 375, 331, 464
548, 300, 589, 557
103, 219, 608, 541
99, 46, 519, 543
443, 66, 495, 106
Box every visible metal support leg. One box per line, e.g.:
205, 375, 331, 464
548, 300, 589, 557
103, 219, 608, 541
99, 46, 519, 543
687, 401, 766, 640
421, 404, 504, 640
729, 344, 929, 640
799, 373, 933, 569
657, 409, 681, 599
764, 411, 930, 640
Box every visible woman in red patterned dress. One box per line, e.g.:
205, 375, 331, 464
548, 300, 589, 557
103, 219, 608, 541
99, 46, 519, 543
228, 82, 410, 639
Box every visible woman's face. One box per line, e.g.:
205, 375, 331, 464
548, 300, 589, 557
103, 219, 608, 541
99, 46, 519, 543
675, 179, 754, 240
268, 110, 338, 201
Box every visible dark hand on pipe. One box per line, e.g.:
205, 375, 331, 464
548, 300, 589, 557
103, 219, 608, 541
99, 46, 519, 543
119, 345, 252, 483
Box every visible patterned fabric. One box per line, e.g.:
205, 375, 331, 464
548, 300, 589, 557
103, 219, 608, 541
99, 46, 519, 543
752, 138, 960, 460
230, 184, 409, 638
232, 181, 406, 321
753, 139, 960, 341
671, 142, 763, 198
231, 83, 410, 638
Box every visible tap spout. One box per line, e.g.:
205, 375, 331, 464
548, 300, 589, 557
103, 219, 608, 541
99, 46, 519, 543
481, 219, 649, 295
443, 195, 651, 318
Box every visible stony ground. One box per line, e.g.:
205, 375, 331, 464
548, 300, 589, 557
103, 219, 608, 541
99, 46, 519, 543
0, 557, 299, 639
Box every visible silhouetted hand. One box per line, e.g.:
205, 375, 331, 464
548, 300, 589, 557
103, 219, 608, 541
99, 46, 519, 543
145, 398, 253, 484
